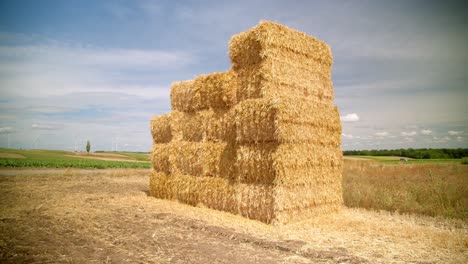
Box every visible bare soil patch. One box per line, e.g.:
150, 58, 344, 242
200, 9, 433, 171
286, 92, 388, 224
0, 153, 25, 159
0, 169, 466, 263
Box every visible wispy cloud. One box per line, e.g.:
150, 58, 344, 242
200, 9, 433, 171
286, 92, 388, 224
448, 130, 463, 136
340, 113, 360, 122
401, 131, 417, 136
0, 127, 14, 134
374, 131, 389, 137
342, 133, 353, 139
420, 129, 432, 135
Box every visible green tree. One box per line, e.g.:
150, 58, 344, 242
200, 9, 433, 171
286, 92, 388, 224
86, 140, 91, 154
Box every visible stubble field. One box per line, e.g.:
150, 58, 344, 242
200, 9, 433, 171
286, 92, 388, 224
0, 161, 466, 263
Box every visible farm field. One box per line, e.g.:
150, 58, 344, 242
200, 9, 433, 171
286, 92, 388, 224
1, 165, 467, 263
344, 155, 463, 164
0, 148, 151, 169
343, 159, 467, 220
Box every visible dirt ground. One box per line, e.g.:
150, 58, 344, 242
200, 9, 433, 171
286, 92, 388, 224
0, 169, 466, 263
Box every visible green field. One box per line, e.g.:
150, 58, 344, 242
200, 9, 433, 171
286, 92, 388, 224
0, 148, 151, 169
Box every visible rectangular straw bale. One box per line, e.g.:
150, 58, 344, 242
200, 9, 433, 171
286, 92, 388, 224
232, 97, 341, 145
235, 143, 343, 185
149, 171, 277, 223
169, 141, 236, 178
234, 60, 333, 102
230, 21, 334, 102
150, 113, 172, 144
149, 171, 342, 224
149, 171, 237, 212
229, 20, 332, 72
170, 71, 238, 112
171, 109, 233, 142
151, 144, 171, 174
235, 183, 275, 223
170, 80, 198, 112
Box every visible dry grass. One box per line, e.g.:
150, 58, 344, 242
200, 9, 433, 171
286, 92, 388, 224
0, 169, 466, 263
343, 159, 468, 220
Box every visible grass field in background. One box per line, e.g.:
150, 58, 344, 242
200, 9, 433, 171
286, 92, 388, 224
0, 148, 151, 169
343, 159, 468, 220
348, 155, 463, 164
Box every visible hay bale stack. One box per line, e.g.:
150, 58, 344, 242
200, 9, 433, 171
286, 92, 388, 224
150, 20, 343, 225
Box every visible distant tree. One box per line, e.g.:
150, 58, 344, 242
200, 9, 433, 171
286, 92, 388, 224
86, 140, 91, 154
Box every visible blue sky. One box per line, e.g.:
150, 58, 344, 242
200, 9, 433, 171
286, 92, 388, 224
0, 0, 467, 151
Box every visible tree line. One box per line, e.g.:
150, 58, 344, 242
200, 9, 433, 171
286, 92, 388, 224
343, 148, 468, 159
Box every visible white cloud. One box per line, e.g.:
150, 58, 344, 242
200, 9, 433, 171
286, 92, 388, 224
342, 133, 353, 139
340, 113, 359, 122
420, 129, 432, 135
456, 136, 464, 142
401, 131, 417, 136
448, 130, 463, 136
0, 127, 14, 134
374, 131, 389, 137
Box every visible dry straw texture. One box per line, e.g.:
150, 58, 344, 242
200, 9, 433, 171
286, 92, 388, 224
150, 20, 343, 224
232, 97, 341, 144
170, 71, 238, 112
150, 114, 172, 143
229, 21, 334, 103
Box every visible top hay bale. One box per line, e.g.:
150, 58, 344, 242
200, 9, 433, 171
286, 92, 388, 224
229, 21, 334, 102
229, 20, 332, 70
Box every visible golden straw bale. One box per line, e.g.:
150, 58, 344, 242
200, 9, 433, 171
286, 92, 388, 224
234, 58, 334, 102
235, 183, 275, 223
149, 171, 275, 223
229, 21, 334, 102
151, 144, 171, 174
149, 171, 342, 225
168, 141, 235, 178
170, 71, 238, 112
170, 80, 197, 112
235, 143, 343, 185
171, 109, 233, 142
229, 20, 332, 70
232, 97, 341, 144
149, 171, 235, 213
150, 113, 172, 144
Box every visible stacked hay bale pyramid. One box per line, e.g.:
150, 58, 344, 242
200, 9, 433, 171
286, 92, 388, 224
150, 21, 343, 225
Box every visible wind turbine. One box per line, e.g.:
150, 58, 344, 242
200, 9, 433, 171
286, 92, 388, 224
33, 136, 40, 149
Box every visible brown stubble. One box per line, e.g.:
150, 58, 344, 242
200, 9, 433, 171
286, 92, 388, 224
0, 168, 466, 263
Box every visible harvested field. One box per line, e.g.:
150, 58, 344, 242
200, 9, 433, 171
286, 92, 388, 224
0, 153, 25, 159
0, 169, 466, 263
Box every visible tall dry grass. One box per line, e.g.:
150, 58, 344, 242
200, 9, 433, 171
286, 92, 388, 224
342, 160, 468, 220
